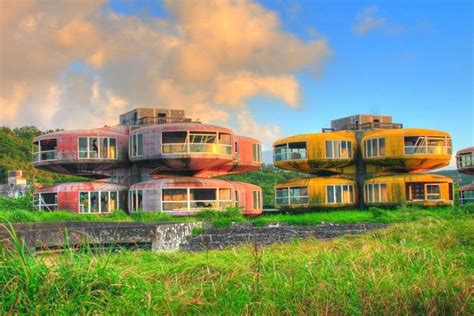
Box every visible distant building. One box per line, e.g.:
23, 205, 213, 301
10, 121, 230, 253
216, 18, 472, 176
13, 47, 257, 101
273, 114, 453, 210
0, 170, 31, 198
32, 108, 263, 215
456, 147, 474, 205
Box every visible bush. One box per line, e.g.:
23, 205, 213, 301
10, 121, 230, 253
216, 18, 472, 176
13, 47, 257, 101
0, 194, 34, 211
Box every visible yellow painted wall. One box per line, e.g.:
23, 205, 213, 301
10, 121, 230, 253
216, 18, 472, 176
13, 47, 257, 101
362, 128, 451, 173
273, 131, 357, 174
275, 177, 358, 209
365, 173, 453, 206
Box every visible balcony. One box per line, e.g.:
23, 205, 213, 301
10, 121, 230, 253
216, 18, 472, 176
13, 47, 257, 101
137, 116, 194, 125
161, 143, 232, 155
404, 136, 452, 155
32, 150, 58, 162
274, 142, 307, 162
341, 122, 403, 130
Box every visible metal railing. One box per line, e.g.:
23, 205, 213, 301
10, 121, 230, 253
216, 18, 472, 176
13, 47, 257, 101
32, 150, 58, 162
404, 146, 452, 155
137, 116, 194, 125
341, 122, 403, 130
161, 143, 232, 155
273, 150, 307, 162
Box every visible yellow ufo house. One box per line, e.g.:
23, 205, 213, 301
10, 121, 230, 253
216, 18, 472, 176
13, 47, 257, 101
273, 114, 454, 210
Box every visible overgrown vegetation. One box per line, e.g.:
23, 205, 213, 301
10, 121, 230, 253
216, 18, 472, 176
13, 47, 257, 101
0, 126, 87, 184
1, 215, 472, 314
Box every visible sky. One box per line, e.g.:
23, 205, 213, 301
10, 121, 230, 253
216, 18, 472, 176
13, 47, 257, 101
0, 0, 472, 168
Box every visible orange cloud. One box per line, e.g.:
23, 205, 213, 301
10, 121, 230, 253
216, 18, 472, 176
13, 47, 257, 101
0, 0, 331, 146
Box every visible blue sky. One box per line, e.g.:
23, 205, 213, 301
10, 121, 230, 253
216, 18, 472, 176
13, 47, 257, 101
109, 0, 472, 155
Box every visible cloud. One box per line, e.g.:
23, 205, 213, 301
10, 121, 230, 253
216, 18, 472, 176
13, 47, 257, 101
353, 6, 404, 36
0, 0, 331, 147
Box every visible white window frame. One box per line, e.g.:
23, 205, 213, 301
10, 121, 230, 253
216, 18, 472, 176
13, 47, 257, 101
78, 191, 119, 214
404, 136, 452, 155
160, 187, 232, 212
365, 183, 388, 203
275, 186, 309, 206
160, 131, 232, 156
364, 138, 385, 158
33, 192, 58, 211
253, 190, 262, 210
77, 137, 118, 160
252, 143, 262, 162
129, 189, 143, 212
325, 140, 353, 159
32, 139, 58, 162
425, 184, 441, 201
326, 184, 354, 204
273, 142, 307, 162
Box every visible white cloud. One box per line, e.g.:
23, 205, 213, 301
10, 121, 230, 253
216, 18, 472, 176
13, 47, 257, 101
353, 6, 404, 36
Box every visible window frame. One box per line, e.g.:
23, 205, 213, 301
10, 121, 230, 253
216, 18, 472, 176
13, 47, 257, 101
33, 192, 58, 211
160, 187, 234, 212
365, 183, 388, 203
77, 137, 118, 160
273, 141, 307, 162
364, 138, 385, 158
78, 191, 119, 214
160, 131, 233, 156
275, 186, 309, 206
325, 140, 353, 159
326, 184, 355, 204
32, 139, 58, 162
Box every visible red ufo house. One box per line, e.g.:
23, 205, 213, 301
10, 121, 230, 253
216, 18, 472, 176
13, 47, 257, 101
32, 108, 263, 216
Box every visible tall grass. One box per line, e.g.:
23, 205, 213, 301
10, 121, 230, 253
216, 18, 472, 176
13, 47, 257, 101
1, 216, 472, 314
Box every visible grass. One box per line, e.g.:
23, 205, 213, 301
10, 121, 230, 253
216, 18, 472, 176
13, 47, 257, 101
0, 215, 472, 314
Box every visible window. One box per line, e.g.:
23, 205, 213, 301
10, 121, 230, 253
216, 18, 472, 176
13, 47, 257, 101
189, 188, 217, 209
161, 187, 232, 212
364, 138, 385, 158
426, 184, 441, 200
219, 133, 232, 155
460, 190, 474, 205
365, 183, 388, 203
460, 153, 474, 168
326, 185, 355, 204
162, 188, 188, 211
79, 191, 119, 213
253, 191, 262, 209
130, 134, 144, 158
325, 140, 353, 159
273, 142, 307, 162
32, 139, 58, 162
33, 193, 58, 211
404, 136, 451, 155
275, 187, 308, 205
406, 183, 425, 201
129, 190, 143, 212
253, 143, 262, 162
161, 131, 232, 155
78, 137, 118, 159
162, 131, 187, 153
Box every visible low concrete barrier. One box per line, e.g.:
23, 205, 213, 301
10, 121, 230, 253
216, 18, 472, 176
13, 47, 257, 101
0, 221, 205, 252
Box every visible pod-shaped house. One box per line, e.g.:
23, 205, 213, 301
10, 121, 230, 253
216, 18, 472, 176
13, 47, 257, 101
33, 182, 129, 213
128, 177, 263, 216
362, 128, 452, 174
456, 147, 474, 175
273, 131, 357, 175
275, 177, 357, 211
364, 174, 453, 207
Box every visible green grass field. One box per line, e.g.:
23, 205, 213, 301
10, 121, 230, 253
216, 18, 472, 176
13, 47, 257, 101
1, 214, 472, 314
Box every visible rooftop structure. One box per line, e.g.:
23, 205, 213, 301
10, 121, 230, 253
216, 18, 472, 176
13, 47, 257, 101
273, 114, 453, 210
330, 114, 402, 131
32, 108, 263, 216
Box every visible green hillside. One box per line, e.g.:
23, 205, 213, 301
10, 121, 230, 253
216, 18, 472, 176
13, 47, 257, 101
0, 126, 86, 185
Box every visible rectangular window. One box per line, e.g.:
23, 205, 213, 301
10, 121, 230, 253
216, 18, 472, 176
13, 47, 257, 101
100, 192, 109, 213
275, 188, 289, 205
80, 192, 89, 213
253, 191, 261, 210
219, 133, 232, 155
365, 183, 388, 203
325, 140, 333, 159
89, 138, 99, 158
407, 183, 425, 201
288, 142, 306, 160
327, 186, 335, 203
109, 191, 118, 211
189, 188, 217, 209
274, 144, 288, 162
426, 184, 441, 200
364, 138, 385, 158
253, 143, 261, 162
327, 184, 354, 204
33, 139, 58, 161
326, 140, 353, 159
79, 137, 88, 158
90, 192, 99, 213
99, 138, 108, 159
289, 186, 309, 204
137, 134, 143, 156
33, 193, 58, 211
